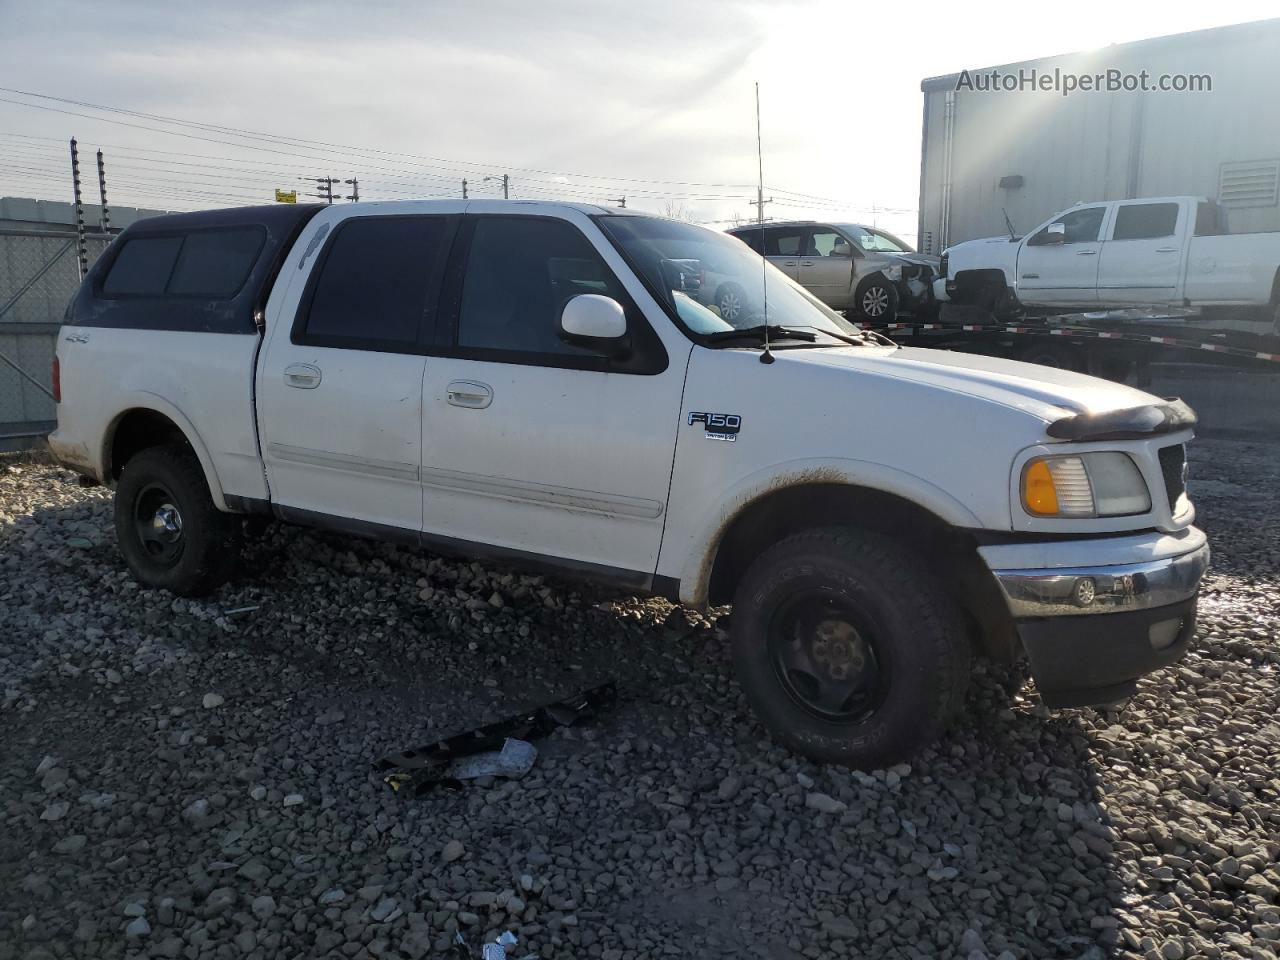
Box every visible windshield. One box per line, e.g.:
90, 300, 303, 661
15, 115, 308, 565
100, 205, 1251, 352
841, 225, 913, 253
596, 215, 859, 341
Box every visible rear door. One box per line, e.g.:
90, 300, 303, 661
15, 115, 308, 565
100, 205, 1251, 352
418, 211, 688, 581
797, 226, 856, 308
256, 205, 460, 532
1097, 200, 1185, 305
760, 226, 805, 280
1015, 205, 1106, 306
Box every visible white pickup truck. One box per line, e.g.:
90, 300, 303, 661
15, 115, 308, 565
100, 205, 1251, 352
935, 196, 1280, 329
50, 199, 1208, 768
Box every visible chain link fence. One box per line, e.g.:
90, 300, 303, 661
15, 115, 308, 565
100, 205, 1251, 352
0, 229, 113, 446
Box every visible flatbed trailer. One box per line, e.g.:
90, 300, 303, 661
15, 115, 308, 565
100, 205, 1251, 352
859, 306, 1280, 385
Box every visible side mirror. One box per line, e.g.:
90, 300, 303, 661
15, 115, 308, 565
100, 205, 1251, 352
1044, 222, 1066, 244
559, 294, 630, 357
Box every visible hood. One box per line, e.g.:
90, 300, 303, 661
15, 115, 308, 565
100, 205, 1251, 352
781, 344, 1161, 426
942, 235, 1018, 261
892, 252, 941, 268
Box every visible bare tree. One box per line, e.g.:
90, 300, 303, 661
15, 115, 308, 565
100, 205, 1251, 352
660, 200, 696, 222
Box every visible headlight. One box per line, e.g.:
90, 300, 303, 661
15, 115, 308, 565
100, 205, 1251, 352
1021, 452, 1151, 518
881, 265, 903, 281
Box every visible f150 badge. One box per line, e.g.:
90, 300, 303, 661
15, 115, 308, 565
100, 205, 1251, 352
688, 411, 741, 441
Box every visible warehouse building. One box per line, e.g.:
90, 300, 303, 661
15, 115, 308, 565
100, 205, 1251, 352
917, 18, 1280, 253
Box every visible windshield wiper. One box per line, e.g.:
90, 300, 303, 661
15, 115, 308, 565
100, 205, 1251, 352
704, 324, 818, 344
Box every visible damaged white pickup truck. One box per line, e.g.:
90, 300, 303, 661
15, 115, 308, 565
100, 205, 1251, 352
50, 199, 1208, 768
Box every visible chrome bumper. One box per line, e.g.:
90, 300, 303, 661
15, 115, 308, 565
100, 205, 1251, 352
991, 542, 1210, 618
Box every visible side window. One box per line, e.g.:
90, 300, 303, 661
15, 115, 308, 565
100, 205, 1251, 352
763, 228, 804, 257
807, 230, 851, 257
167, 228, 265, 297
102, 236, 183, 295
1112, 203, 1179, 241
456, 217, 630, 358
297, 216, 451, 351
1027, 207, 1105, 246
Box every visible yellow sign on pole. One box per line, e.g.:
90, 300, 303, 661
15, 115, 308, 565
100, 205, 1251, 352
274, 189, 297, 204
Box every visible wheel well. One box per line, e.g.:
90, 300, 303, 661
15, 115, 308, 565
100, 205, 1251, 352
108, 409, 191, 479
952, 268, 1007, 306
856, 272, 893, 293
706, 483, 1018, 661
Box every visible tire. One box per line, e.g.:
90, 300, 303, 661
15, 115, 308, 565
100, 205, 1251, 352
114, 444, 241, 596
854, 277, 899, 322
984, 285, 1021, 320
730, 527, 970, 768
714, 282, 749, 323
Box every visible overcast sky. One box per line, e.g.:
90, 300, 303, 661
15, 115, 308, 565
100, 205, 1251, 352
0, 0, 1275, 243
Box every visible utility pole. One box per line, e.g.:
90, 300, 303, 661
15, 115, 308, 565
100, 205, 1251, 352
484, 174, 509, 199
344, 178, 360, 202
96, 149, 111, 235
303, 176, 340, 204
749, 193, 772, 220
69, 138, 88, 279
461, 179, 468, 199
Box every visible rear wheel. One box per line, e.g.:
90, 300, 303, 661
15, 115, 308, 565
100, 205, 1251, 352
114, 445, 240, 596
730, 528, 969, 768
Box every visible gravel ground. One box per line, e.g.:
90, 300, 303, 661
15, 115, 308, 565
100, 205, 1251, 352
1, 437, 1278, 960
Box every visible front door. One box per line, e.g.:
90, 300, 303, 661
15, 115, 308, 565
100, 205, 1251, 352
419, 212, 688, 580
1097, 201, 1184, 305
797, 227, 856, 308
1016, 205, 1106, 307
256, 206, 459, 532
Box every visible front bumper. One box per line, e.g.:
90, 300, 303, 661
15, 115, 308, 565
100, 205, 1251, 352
982, 529, 1209, 707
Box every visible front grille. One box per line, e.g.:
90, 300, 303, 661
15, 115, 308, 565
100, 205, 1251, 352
1158, 444, 1187, 513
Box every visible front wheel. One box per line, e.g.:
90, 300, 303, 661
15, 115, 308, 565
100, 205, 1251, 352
731, 528, 970, 768
114, 445, 241, 596
854, 277, 899, 323
714, 282, 750, 323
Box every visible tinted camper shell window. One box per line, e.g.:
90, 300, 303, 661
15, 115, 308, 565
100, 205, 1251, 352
67, 203, 323, 334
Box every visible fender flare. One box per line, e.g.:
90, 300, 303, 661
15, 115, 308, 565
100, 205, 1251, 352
672, 457, 985, 607
102, 392, 229, 511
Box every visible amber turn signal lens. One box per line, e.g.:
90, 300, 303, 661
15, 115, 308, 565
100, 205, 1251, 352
1023, 459, 1059, 515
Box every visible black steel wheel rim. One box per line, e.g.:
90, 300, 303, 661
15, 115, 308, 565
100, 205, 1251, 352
768, 590, 887, 723
133, 482, 185, 567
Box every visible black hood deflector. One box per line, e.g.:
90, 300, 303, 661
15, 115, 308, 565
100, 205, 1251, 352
1046, 399, 1197, 442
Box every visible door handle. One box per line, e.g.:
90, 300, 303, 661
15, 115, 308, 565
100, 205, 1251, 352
283, 363, 322, 389
800, 260, 814, 266
446, 380, 493, 409
1076, 250, 1098, 256
1156, 247, 1177, 253
783, 260, 798, 266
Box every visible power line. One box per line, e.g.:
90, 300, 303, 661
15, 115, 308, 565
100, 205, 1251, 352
0, 87, 903, 211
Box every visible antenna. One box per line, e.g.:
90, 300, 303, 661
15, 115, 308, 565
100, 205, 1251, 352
755, 82, 773, 365
1002, 207, 1017, 241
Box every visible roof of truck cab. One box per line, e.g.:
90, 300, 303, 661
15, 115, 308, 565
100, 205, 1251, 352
325, 200, 650, 220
